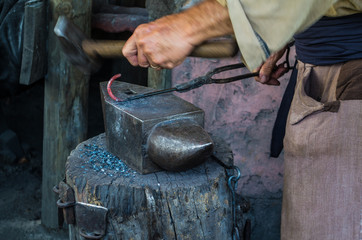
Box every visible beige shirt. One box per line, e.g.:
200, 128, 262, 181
216, 0, 362, 70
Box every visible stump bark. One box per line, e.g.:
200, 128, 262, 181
66, 133, 236, 240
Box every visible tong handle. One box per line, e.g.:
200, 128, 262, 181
175, 77, 210, 92
174, 63, 258, 92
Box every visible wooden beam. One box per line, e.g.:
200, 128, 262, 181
145, 0, 197, 89
42, 0, 92, 228
147, 68, 171, 89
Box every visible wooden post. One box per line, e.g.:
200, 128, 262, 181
147, 68, 172, 89
42, 0, 92, 228
145, 0, 183, 90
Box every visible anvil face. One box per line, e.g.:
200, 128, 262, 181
100, 81, 205, 174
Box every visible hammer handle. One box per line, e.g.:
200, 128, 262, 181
82, 40, 126, 58
190, 39, 238, 58
82, 39, 238, 59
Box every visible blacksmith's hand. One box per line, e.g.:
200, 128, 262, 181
254, 47, 288, 86
122, 15, 195, 69
122, 0, 233, 69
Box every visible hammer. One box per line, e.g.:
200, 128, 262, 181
54, 16, 238, 73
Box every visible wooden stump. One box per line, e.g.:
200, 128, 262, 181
66, 133, 235, 240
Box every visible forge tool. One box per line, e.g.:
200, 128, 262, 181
100, 64, 257, 174
107, 43, 295, 102
100, 48, 293, 174
100, 81, 214, 174
107, 63, 258, 102
54, 15, 238, 73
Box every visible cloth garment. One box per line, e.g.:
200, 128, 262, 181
270, 11, 362, 158
216, 0, 362, 70
281, 60, 362, 240
294, 13, 362, 65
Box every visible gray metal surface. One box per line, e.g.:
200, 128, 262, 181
100, 81, 206, 174
75, 202, 108, 239
54, 181, 75, 225
147, 118, 213, 171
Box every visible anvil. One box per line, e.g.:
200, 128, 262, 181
100, 81, 213, 174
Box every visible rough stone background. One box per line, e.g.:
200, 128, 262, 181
172, 52, 294, 239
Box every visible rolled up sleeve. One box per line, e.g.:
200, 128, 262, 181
215, 0, 227, 7
226, 0, 337, 70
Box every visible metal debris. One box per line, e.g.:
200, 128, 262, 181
79, 144, 137, 177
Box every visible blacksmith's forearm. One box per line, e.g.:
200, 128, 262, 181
175, 0, 234, 46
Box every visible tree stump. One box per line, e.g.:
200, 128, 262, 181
66, 133, 236, 240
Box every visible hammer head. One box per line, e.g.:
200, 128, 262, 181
54, 16, 100, 73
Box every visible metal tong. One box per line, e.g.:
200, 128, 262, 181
108, 63, 257, 102
107, 42, 294, 102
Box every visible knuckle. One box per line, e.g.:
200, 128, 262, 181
163, 62, 174, 69
137, 39, 147, 48
135, 23, 149, 33
143, 48, 154, 57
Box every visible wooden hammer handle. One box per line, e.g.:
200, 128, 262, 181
82, 39, 238, 59
82, 40, 126, 58
190, 39, 238, 58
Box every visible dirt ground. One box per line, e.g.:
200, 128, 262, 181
0, 81, 66, 239
0, 164, 69, 240
0, 75, 108, 239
